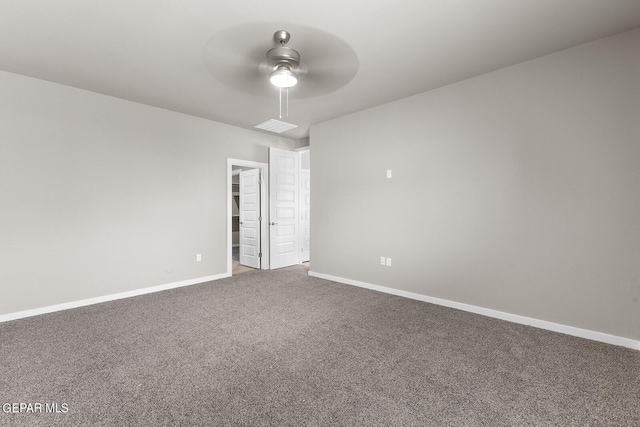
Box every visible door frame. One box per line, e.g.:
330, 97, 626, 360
227, 158, 269, 274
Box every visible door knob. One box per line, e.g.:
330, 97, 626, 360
239, 221, 243, 225
270, 222, 278, 225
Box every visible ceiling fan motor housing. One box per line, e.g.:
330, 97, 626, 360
265, 31, 301, 72
266, 46, 300, 71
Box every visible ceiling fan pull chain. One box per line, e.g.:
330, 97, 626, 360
279, 87, 282, 119
286, 88, 289, 117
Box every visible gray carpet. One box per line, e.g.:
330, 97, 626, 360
1, 265, 639, 426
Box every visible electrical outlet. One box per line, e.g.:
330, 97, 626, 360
386, 169, 392, 178
380, 256, 386, 265
196, 254, 202, 262
386, 258, 392, 267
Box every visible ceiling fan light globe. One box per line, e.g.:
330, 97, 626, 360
270, 68, 298, 88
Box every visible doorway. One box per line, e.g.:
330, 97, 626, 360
227, 159, 269, 275
227, 149, 310, 275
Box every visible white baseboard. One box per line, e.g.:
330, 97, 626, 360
0, 273, 231, 323
308, 271, 640, 351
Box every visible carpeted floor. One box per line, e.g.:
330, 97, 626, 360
1, 265, 639, 426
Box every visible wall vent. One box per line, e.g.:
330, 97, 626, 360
254, 119, 298, 134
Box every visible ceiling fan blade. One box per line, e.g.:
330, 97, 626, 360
203, 25, 273, 95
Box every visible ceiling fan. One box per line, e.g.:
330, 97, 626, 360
258, 30, 305, 117
259, 30, 306, 89
203, 23, 359, 124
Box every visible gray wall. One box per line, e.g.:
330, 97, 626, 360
300, 149, 311, 170
0, 71, 295, 316
310, 28, 640, 340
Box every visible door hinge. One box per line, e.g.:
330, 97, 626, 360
259, 253, 262, 258
259, 215, 262, 222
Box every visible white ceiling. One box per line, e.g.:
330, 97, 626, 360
1, 1, 639, 140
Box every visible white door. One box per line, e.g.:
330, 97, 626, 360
239, 169, 261, 269
299, 169, 310, 263
269, 147, 298, 269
